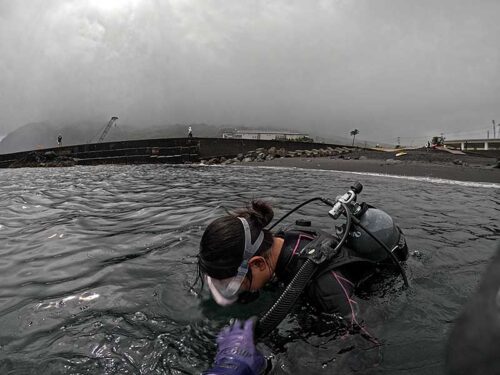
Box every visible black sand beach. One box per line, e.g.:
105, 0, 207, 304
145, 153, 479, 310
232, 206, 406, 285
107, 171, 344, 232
240, 149, 500, 184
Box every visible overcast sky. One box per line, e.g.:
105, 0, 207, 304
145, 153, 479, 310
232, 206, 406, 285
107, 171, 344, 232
1, 0, 499, 143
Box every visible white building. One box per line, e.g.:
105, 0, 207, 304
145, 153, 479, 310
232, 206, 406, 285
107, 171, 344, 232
222, 130, 310, 141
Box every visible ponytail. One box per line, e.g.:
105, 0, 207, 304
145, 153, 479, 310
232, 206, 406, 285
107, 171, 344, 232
234, 199, 274, 256
234, 199, 274, 230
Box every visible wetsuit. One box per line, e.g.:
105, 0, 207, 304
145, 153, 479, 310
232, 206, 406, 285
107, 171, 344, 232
274, 225, 408, 321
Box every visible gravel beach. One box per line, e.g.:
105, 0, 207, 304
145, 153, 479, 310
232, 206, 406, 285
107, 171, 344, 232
239, 149, 500, 184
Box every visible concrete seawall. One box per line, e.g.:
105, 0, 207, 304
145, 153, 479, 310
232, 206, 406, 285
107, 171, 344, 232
0, 137, 347, 168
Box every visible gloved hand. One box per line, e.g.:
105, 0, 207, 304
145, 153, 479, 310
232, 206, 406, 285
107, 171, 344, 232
204, 318, 266, 375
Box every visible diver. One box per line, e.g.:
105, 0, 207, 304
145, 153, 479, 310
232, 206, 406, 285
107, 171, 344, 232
203, 242, 500, 375
203, 241, 500, 375
197, 196, 409, 335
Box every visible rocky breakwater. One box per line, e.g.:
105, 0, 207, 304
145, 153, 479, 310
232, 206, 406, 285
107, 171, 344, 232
8, 151, 76, 168
200, 146, 353, 165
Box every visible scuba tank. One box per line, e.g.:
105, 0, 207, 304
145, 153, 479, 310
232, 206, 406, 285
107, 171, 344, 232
345, 205, 408, 262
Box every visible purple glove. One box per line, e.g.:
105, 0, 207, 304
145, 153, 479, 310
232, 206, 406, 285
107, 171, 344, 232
204, 318, 266, 375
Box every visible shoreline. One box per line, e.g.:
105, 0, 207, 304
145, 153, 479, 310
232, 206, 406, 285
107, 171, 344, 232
234, 156, 500, 184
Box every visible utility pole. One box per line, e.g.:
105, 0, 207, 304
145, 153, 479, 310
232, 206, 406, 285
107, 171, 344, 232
493, 120, 496, 139
487, 130, 489, 139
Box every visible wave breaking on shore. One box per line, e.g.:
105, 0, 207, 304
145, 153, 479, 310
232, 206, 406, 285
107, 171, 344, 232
254, 165, 500, 189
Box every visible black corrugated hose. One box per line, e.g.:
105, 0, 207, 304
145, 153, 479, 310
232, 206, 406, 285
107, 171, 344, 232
255, 258, 317, 338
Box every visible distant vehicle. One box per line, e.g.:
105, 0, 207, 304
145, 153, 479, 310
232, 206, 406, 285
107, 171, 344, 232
286, 135, 314, 143
431, 136, 445, 148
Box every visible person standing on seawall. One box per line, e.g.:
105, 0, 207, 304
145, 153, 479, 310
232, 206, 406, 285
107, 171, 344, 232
57, 134, 62, 147
188, 126, 193, 138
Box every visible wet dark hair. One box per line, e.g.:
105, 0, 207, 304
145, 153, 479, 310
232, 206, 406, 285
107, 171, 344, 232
197, 200, 274, 281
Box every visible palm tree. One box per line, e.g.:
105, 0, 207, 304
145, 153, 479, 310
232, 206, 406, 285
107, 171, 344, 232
350, 129, 359, 146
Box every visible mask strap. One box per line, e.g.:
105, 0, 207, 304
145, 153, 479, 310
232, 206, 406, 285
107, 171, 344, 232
225, 217, 264, 294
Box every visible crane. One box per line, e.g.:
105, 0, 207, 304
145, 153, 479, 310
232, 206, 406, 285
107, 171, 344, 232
98, 116, 119, 142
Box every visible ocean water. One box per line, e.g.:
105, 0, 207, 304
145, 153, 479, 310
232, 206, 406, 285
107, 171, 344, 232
0, 164, 498, 375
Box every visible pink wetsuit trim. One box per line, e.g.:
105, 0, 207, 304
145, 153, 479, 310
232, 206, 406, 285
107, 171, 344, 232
291, 234, 315, 257
332, 271, 378, 344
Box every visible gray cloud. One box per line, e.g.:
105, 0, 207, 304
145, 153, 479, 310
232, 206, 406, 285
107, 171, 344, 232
1, 0, 499, 143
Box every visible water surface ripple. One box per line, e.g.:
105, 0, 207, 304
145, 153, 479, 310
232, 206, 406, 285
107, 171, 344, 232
0, 165, 498, 374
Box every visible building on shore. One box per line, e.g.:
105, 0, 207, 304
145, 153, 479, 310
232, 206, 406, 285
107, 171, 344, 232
445, 138, 500, 151
222, 129, 311, 141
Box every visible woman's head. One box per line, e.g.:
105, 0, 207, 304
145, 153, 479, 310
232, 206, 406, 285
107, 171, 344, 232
198, 200, 275, 305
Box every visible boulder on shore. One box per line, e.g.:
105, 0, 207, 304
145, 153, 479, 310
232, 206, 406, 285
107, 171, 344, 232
198, 146, 354, 166
9, 151, 76, 168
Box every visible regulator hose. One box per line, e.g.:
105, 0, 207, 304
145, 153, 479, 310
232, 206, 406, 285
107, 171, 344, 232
268, 197, 335, 231
352, 218, 409, 288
